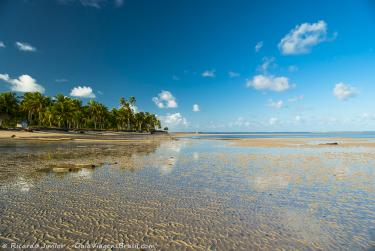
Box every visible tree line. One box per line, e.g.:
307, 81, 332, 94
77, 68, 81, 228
0, 92, 164, 132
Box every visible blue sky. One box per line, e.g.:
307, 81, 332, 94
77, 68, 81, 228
1, 0, 375, 131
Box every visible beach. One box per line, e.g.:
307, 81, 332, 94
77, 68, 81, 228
2, 0, 375, 250
0, 130, 173, 142
0, 132, 374, 250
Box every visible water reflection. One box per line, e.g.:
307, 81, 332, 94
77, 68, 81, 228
193, 152, 199, 160
70, 168, 94, 180
14, 177, 34, 192
0, 138, 374, 250
142, 140, 186, 175
0, 139, 163, 187
0, 173, 47, 194
251, 175, 290, 191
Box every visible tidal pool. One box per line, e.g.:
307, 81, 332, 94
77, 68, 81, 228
0, 138, 374, 250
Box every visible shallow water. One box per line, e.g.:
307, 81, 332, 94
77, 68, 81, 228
0, 138, 374, 250
188, 131, 375, 139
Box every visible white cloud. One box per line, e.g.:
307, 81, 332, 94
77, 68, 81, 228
80, 0, 104, 8
228, 71, 240, 78
0, 74, 45, 93
78, 0, 105, 8
361, 113, 375, 121
192, 104, 200, 112
255, 41, 263, 52
278, 20, 328, 55
269, 117, 279, 125
268, 99, 283, 109
70, 86, 96, 98
114, 0, 124, 7
161, 113, 188, 126
0, 41, 5, 48
333, 82, 357, 101
15, 42, 36, 52
58, 0, 124, 8
288, 94, 304, 102
202, 70, 215, 78
259, 57, 275, 73
288, 65, 299, 72
130, 104, 138, 113
229, 117, 251, 127
292, 115, 306, 124
247, 74, 293, 92
172, 75, 179, 81
58, 0, 119, 8
152, 90, 178, 108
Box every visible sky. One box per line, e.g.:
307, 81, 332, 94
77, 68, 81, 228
1, 0, 375, 132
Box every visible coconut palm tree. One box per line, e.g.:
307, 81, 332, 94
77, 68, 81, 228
88, 100, 108, 130
119, 96, 137, 130
20, 92, 49, 126
42, 106, 55, 127
134, 111, 145, 131
129, 96, 136, 107
0, 92, 19, 128
96, 103, 109, 129
51, 94, 75, 129
0, 91, 162, 132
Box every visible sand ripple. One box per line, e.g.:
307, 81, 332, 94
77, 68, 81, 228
0, 139, 374, 250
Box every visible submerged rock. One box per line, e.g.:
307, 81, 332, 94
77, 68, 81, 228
319, 142, 338, 146
39, 163, 99, 173
52, 167, 71, 173
74, 163, 96, 168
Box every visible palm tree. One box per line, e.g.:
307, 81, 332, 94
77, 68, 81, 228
0, 91, 162, 132
129, 96, 136, 106
71, 99, 84, 129
88, 100, 108, 130
0, 92, 19, 128
51, 94, 75, 129
43, 106, 55, 128
134, 112, 145, 131
108, 108, 119, 130
119, 96, 137, 130
96, 103, 109, 130
120, 97, 127, 108
120, 97, 132, 130
20, 92, 49, 126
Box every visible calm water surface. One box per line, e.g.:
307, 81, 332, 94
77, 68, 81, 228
0, 138, 374, 250
188, 131, 375, 139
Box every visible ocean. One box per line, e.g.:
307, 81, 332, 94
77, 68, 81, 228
185, 131, 375, 139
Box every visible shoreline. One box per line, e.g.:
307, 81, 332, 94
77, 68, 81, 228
2, 130, 375, 147
0, 129, 173, 142
171, 132, 375, 148
225, 137, 375, 148
171, 131, 375, 137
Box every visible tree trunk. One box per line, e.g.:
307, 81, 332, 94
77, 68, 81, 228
28, 111, 32, 125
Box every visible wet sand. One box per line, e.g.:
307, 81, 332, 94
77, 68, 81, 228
226, 137, 375, 148
0, 130, 173, 142
0, 137, 374, 250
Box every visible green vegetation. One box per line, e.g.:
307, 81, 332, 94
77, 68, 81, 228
0, 92, 161, 132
